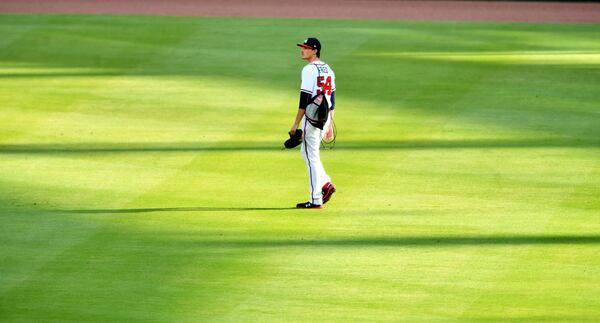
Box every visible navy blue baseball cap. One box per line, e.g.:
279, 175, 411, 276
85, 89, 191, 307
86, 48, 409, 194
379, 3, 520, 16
297, 37, 321, 51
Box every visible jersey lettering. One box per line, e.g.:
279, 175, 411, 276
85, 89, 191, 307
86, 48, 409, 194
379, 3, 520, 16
317, 76, 333, 95
317, 65, 328, 73
301, 61, 335, 107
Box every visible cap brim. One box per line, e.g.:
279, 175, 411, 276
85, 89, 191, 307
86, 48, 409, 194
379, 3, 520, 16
296, 43, 313, 49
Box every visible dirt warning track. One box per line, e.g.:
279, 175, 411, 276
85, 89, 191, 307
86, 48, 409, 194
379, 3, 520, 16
1, 0, 599, 23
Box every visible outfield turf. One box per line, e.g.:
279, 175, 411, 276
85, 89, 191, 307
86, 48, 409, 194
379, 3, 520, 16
1, 14, 599, 321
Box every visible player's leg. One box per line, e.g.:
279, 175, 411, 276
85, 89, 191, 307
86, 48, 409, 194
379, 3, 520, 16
318, 119, 335, 204
316, 160, 331, 188
319, 115, 333, 185
300, 122, 323, 205
315, 157, 335, 204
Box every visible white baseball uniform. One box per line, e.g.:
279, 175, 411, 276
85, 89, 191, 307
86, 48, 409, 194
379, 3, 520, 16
300, 60, 336, 205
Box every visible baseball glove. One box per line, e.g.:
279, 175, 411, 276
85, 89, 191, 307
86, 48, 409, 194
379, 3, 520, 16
284, 129, 303, 149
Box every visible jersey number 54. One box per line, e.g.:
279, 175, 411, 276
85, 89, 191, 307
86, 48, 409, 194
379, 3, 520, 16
317, 76, 333, 95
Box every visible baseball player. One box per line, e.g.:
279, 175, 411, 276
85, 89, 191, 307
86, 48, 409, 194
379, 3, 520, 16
291, 37, 336, 209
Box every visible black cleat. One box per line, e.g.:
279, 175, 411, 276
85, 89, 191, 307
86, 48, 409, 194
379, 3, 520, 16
296, 202, 323, 209
322, 182, 336, 204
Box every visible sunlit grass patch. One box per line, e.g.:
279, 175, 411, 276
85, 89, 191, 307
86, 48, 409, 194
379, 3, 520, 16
361, 50, 600, 65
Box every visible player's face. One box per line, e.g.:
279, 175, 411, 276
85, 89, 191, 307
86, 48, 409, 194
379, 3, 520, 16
301, 47, 317, 60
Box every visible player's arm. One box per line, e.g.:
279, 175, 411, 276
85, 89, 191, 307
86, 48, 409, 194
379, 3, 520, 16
328, 91, 335, 123
291, 66, 315, 134
330, 90, 335, 111
324, 91, 336, 139
290, 90, 312, 135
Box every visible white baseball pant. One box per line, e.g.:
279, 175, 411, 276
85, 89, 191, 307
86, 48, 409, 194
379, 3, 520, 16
301, 116, 331, 205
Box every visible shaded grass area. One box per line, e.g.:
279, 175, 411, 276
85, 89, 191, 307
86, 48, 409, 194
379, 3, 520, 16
1, 13, 599, 322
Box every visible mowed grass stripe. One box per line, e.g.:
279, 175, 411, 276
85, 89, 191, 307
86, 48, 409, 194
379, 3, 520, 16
1, 14, 599, 321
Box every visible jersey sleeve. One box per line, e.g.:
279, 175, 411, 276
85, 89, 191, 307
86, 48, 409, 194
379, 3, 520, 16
330, 91, 336, 110
298, 91, 311, 110
330, 69, 336, 92
300, 65, 315, 94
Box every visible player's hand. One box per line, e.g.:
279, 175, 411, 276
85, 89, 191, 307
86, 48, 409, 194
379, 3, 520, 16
290, 124, 298, 136
324, 125, 334, 140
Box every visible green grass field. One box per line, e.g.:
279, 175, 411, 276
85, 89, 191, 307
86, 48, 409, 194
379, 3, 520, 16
1, 13, 599, 321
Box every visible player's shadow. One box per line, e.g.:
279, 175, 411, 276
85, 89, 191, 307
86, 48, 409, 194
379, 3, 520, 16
56, 206, 296, 214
